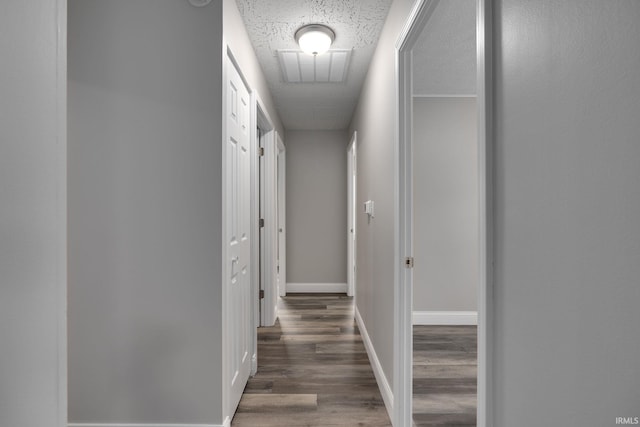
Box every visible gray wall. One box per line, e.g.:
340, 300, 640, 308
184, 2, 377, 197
285, 130, 348, 284
68, 1, 225, 423
0, 1, 66, 426
68, 1, 282, 424
492, 1, 640, 425
349, 0, 414, 386
413, 97, 478, 312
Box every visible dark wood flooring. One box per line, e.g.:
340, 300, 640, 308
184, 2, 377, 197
412, 326, 477, 427
231, 294, 392, 427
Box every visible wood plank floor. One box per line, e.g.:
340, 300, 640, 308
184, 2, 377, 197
413, 326, 477, 427
232, 294, 392, 427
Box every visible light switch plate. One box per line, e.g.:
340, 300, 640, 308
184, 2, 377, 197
364, 200, 374, 218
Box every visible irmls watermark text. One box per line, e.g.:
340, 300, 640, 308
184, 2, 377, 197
616, 417, 640, 425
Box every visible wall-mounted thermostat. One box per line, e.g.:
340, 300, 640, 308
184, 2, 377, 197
364, 200, 374, 218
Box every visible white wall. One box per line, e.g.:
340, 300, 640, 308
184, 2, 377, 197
349, 0, 415, 389
412, 97, 478, 314
68, 1, 225, 423
285, 130, 348, 286
492, 1, 640, 425
0, 1, 66, 426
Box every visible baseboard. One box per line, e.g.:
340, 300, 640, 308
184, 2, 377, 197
69, 423, 223, 427
251, 352, 258, 375
413, 311, 478, 325
355, 307, 394, 421
285, 282, 347, 293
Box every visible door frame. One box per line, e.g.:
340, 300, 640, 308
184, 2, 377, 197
276, 134, 287, 297
394, 0, 494, 426
256, 98, 278, 327
252, 96, 270, 370
347, 132, 357, 297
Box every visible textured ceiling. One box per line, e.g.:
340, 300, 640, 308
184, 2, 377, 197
412, 0, 476, 96
236, 0, 392, 130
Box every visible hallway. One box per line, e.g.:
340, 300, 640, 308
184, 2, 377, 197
231, 294, 392, 426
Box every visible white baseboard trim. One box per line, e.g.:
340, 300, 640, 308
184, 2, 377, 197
69, 424, 223, 427
285, 282, 347, 293
251, 353, 258, 375
413, 311, 478, 325
355, 306, 394, 421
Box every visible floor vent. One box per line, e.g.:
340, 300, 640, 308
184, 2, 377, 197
277, 49, 352, 83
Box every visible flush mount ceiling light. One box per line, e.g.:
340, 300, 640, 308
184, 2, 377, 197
295, 24, 335, 56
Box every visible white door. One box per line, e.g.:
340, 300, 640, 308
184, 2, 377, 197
347, 132, 357, 297
226, 59, 252, 416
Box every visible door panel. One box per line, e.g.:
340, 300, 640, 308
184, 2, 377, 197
226, 59, 251, 416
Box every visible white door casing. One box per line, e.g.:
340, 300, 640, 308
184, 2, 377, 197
225, 56, 252, 418
259, 126, 266, 325
347, 132, 357, 297
257, 102, 278, 327
277, 135, 287, 297
264, 131, 278, 326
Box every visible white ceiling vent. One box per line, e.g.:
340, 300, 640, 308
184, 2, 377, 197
278, 49, 352, 83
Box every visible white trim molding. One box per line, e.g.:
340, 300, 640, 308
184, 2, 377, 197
257, 98, 278, 328
413, 311, 478, 325
355, 307, 393, 421
285, 283, 348, 293
476, 1, 495, 426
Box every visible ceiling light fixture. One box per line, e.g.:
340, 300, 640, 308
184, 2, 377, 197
295, 24, 335, 56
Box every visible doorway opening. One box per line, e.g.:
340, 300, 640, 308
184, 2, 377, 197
395, 0, 493, 426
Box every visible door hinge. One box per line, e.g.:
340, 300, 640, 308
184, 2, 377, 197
405, 257, 414, 268
259, 147, 264, 156
259, 218, 265, 228
259, 289, 265, 299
